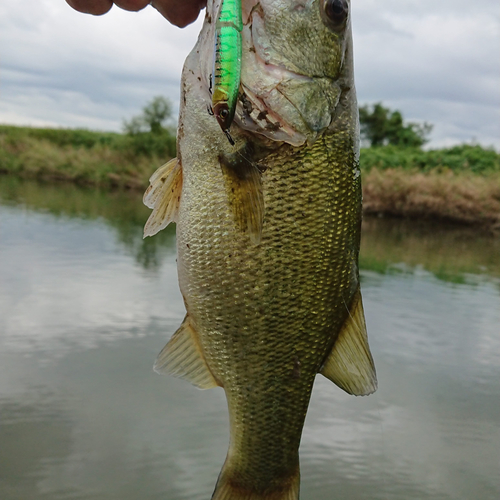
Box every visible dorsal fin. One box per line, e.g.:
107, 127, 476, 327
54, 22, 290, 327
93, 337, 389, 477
154, 315, 220, 390
219, 144, 264, 245
143, 158, 182, 238
320, 287, 377, 396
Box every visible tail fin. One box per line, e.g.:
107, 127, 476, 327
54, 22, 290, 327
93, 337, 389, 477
211, 462, 300, 500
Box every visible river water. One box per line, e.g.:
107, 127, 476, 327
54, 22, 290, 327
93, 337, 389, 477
1, 176, 499, 500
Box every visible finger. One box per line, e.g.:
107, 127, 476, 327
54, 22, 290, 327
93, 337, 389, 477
113, 0, 151, 11
152, 0, 206, 28
66, 0, 113, 15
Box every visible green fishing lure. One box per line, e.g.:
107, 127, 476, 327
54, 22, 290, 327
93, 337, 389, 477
211, 0, 242, 144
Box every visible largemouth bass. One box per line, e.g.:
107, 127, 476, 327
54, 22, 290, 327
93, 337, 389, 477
144, 1, 377, 498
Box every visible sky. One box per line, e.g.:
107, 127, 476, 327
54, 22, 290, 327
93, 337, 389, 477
1, 0, 499, 149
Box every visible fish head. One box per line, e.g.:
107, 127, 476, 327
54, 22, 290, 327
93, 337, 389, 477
235, 0, 357, 146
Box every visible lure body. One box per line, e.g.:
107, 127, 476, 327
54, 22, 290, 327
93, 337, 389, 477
212, 0, 242, 140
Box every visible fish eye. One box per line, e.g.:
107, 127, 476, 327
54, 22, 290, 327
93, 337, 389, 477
219, 108, 229, 119
322, 0, 349, 31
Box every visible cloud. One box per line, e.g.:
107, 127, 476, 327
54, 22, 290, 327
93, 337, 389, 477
352, 0, 500, 147
0, 0, 499, 148
0, 1, 201, 130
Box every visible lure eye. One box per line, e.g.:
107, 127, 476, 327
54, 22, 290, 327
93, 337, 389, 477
213, 102, 233, 132
322, 0, 348, 31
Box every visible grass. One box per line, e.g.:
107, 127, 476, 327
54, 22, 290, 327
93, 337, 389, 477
0, 125, 175, 189
1, 125, 499, 228
360, 144, 500, 174
362, 168, 500, 228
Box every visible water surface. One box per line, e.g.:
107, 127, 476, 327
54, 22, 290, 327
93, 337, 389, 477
1, 176, 499, 500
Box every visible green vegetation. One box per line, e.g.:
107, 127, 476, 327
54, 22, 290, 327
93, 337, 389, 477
0, 125, 175, 189
360, 144, 500, 174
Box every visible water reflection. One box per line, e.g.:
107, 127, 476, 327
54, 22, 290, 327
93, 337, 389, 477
361, 217, 500, 284
1, 176, 499, 500
0, 176, 176, 270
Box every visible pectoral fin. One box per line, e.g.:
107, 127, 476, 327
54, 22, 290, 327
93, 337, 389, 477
143, 158, 182, 238
154, 315, 220, 389
219, 145, 264, 245
321, 288, 377, 396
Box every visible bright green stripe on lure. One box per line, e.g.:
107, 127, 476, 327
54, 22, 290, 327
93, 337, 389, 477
212, 0, 242, 144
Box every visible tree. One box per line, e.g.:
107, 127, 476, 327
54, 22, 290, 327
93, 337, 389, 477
123, 96, 173, 135
122, 96, 176, 158
359, 103, 433, 148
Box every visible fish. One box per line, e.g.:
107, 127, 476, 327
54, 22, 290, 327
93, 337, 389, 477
143, 0, 377, 499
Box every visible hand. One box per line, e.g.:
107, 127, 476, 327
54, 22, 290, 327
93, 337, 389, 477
66, 0, 207, 28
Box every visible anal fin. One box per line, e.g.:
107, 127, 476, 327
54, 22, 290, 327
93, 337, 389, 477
154, 315, 220, 389
320, 287, 377, 396
143, 157, 182, 237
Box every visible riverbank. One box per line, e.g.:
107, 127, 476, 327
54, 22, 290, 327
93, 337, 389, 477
1, 125, 499, 228
363, 168, 500, 229
0, 124, 175, 190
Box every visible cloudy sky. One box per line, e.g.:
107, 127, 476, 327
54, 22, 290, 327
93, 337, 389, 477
1, 0, 499, 148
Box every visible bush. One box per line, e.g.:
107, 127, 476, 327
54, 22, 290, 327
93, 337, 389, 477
360, 144, 500, 174
0, 125, 123, 149
123, 130, 176, 158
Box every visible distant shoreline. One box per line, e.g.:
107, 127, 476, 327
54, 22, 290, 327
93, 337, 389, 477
1, 125, 499, 230
362, 168, 500, 230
